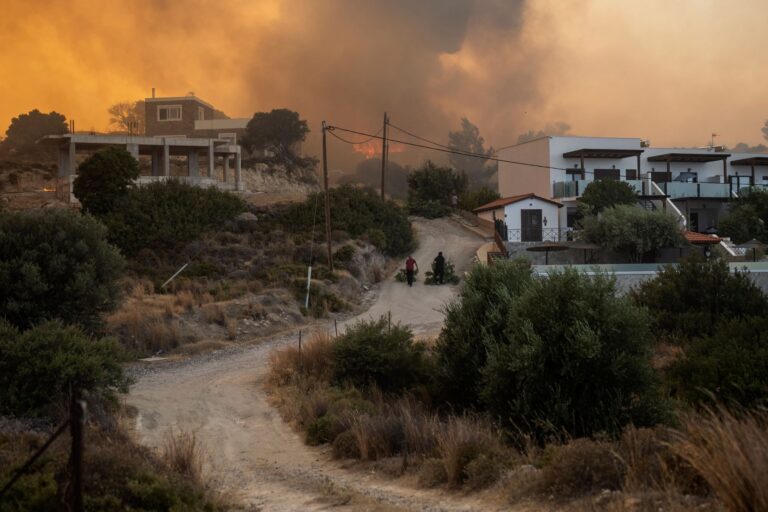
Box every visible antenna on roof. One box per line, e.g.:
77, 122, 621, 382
187, 91, 195, 97
152, 87, 156, 99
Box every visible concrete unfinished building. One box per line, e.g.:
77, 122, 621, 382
41, 133, 243, 203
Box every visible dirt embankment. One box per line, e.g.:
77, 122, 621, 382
127, 218, 494, 511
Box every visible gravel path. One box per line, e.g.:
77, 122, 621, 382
127, 217, 494, 511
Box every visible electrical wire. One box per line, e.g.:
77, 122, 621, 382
327, 124, 645, 178
328, 126, 383, 146
387, 122, 455, 151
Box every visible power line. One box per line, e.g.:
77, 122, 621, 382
387, 122, 455, 151
326, 126, 383, 146
327, 124, 643, 178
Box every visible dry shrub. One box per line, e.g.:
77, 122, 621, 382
437, 415, 506, 488
671, 407, 768, 512
418, 458, 448, 488
268, 332, 334, 386
397, 398, 440, 457
541, 438, 624, 496
174, 290, 197, 312
617, 426, 675, 491
202, 303, 226, 325
179, 340, 228, 356
332, 430, 360, 459
225, 317, 238, 340
145, 319, 184, 352
162, 429, 204, 485
350, 413, 404, 461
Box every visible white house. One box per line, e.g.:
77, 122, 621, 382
474, 193, 564, 242
497, 136, 768, 234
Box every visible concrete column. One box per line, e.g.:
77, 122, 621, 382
207, 141, 215, 178
235, 149, 243, 191
58, 145, 69, 177
67, 142, 76, 176
223, 155, 229, 182
151, 149, 161, 176
188, 150, 199, 177
126, 143, 139, 160
162, 141, 170, 177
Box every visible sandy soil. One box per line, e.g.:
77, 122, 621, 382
127, 217, 497, 511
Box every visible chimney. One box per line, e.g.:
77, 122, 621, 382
152, 87, 156, 99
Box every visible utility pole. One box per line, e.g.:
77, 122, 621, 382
322, 121, 334, 272
380, 112, 388, 200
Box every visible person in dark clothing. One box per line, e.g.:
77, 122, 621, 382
433, 252, 445, 284
405, 256, 418, 287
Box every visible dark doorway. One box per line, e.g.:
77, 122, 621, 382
690, 212, 699, 233
521, 209, 542, 242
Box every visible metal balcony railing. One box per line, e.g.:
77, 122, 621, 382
507, 227, 575, 243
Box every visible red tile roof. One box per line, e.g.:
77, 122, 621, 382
473, 193, 563, 213
684, 231, 721, 245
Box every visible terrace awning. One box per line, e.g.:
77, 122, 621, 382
562, 148, 645, 178
731, 157, 768, 166
647, 152, 731, 180
562, 148, 644, 159
647, 153, 730, 163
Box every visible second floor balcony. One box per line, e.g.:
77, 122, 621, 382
552, 178, 760, 200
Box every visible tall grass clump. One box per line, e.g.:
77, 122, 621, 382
162, 429, 205, 486
672, 407, 768, 512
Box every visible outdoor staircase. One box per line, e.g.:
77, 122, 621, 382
638, 199, 655, 211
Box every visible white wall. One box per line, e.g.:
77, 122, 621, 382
502, 198, 561, 231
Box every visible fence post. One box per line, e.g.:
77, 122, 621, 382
334, 319, 338, 338
298, 330, 303, 374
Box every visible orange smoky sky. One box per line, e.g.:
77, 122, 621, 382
1, 0, 768, 171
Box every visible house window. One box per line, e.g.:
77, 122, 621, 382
218, 132, 237, 145
626, 169, 638, 180
197, 107, 205, 121
594, 169, 620, 181
158, 105, 182, 121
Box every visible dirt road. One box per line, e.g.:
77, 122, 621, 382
128, 217, 489, 511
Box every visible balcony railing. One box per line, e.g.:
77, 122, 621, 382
506, 227, 575, 243
552, 178, 734, 200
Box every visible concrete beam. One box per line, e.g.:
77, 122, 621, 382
188, 151, 199, 177
126, 143, 139, 160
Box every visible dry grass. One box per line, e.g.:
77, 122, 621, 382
162, 429, 205, 486
541, 438, 624, 496
671, 407, 768, 512
436, 414, 507, 488
268, 331, 334, 386
225, 317, 239, 340
202, 303, 227, 325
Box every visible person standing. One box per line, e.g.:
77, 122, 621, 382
405, 255, 418, 287
433, 251, 445, 284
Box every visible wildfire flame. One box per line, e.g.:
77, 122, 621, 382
352, 141, 406, 159
41, 187, 55, 192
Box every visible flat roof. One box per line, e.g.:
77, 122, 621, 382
144, 95, 215, 110
474, 193, 563, 213
37, 134, 238, 155
647, 152, 730, 163
731, 156, 768, 166
563, 148, 644, 159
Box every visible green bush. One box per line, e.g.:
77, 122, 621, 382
424, 259, 460, 285
579, 180, 637, 216
0, 208, 125, 331
581, 204, 683, 262
332, 316, 430, 393
73, 147, 139, 216
459, 186, 500, 212
481, 270, 667, 439
669, 315, 768, 407
100, 180, 245, 256
0, 320, 129, 417
434, 260, 533, 409
407, 160, 467, 218
717, 187, 768, 244
285, 185, 414, 256
630, 256, 768, 340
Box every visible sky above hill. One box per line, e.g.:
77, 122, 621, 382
1, 0, 767, 168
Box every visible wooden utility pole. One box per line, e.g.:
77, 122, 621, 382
380, 112, 388, 200
322, 121, 334, 272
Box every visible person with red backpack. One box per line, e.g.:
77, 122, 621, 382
405, 256, 418, 287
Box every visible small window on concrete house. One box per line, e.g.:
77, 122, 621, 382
158, 105, 182, 121
594, 169, 620, 181
626, 169, 638, 180
218, 133, 237, 145
197, 107, 205, 121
